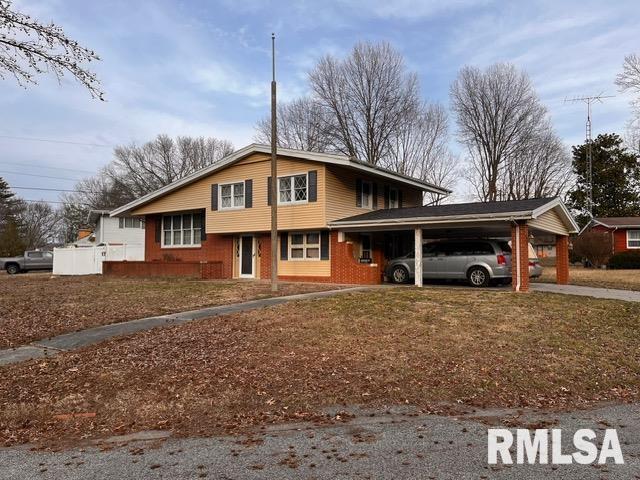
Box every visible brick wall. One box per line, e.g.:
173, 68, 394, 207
144, 214, 234, 278
511, 221, 530, 292
555, 235, 569, 285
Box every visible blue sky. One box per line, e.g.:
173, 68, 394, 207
1, 0, 638, 203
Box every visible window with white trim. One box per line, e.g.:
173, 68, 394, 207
628, 230, 640, 248
361, 181, 372, 209
289, 232, 320, 260
220, 182, 244, 209
162, 213, 202, 247
119, 217, 143, 228
389, 187, 399, 209
279, 174, 307, 204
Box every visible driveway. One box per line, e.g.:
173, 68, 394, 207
1, 403, 637, 479
531, 283, 640, 302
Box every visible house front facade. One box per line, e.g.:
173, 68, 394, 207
581, 217, 640, 254
108, 144, 449, 284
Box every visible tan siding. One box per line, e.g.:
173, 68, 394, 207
529, 209, 568, 235
324, 165, 423, 222
278, 259, 331, 276
134, 155, 327, 233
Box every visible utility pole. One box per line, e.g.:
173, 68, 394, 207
564, 93, 613, 218
270, 33, 278, 292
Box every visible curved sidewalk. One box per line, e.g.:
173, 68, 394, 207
531, 282, 640, 302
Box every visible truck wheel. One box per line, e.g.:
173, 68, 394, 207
5, 264, 20, 275
467, 266, 490, 287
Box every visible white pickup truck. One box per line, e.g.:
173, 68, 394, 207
0, 250, 54, 274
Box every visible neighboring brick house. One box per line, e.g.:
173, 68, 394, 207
580, 217, 640, 254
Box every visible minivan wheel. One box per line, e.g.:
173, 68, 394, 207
391, 265, 409, 284
467, 266, 490, 287
5, 264, 20, 275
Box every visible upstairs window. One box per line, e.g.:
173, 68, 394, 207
389, 188, 399, 209
361, 181, 373, 209
162, 213, 202, 247
220, 182, 245, 209
119, 217, 143, 228
628, 230, 640, 248
279, 174, 307, 204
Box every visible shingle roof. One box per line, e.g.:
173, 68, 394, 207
594, 217, 640, 227
333, 197, 557, 223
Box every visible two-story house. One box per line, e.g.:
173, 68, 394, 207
108, 144, 450, 284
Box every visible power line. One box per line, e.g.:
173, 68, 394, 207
0, 134, 113, 148
0, 160, 97, 174
0, 170, 82, 182
11, 186, 95, 193
21, 199, 90, 205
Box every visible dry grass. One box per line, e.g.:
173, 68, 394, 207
0, 287, 638, 446
0, 274, 345, 348
535, 266, 640, 291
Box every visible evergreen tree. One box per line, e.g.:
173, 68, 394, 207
567, 133, 640, 226
0, 216, 25, 256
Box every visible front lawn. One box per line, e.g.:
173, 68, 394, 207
1, 287, 638, 446
0, 275, 345, 348
535, 266, 640, 291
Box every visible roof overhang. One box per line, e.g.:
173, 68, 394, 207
110, 144, 451, 217
330, 197, 580, 234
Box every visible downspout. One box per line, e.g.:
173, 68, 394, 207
515, 223, 522, 292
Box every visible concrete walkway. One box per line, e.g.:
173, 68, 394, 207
0, 286, 374, 367
531, 282, 640, 302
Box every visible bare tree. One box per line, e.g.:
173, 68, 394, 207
15, 200, 61, 248
499, 126, 573, 200
254, 97, 332, 152
573, 231, 613, 267
616, 53, 640, 154
0, 0, 102, 98
106, 134, 234, 198
451, 63, 548, 201
382, 103, 457, 204
309, 41, 419, 165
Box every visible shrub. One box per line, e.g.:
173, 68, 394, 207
573, 231, 612, 267
608, 251, 640, 269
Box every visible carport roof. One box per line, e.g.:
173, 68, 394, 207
330, 197, 579, 234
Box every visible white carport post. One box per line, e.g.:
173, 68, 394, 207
414, 227, 423, 287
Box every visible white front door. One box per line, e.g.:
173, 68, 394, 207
239, 235, 255, 278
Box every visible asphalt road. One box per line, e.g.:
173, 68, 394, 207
1, 403, 638, 479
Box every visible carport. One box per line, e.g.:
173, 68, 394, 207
329, 197, 579, 291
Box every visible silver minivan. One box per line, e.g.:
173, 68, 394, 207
385, 239, 513, 287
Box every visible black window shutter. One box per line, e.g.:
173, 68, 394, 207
356, 179, 362, 207
372, 183, 378, 209
320, 231, 330, 260
211, 184, 218, 211
398, 190, 403, 208
308, 170, 317, 202
384, 185, 390, 209
200, 211, 207, 241
245, 179, 253, 208
155, 215, 161, 243
267, 176, 272, 206
280, 232, 288, 260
